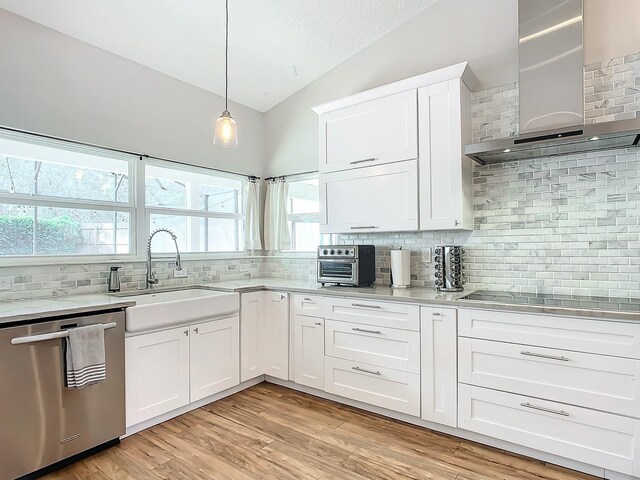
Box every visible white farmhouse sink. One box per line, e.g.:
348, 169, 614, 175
119, 288, 239, 333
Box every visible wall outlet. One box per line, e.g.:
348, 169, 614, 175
421, 248, 432, 263
0, 277, 12, 291
173, 268, 188, 278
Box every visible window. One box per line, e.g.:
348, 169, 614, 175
286, 175, 320, 252
145, 162, 245, 253
0, 133, 133, 256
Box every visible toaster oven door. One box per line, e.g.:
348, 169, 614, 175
317, 259, 358, 284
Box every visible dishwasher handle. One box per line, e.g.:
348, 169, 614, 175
11, 322, 118, 345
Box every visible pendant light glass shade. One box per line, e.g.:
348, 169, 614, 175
214, 0, 238, 148
213, 110, 238, 148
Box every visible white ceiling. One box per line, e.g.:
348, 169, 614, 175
0, 0, 440, 112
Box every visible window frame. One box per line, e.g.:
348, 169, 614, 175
0, 132, 138, 262
284, 173, 321, 253
0, 130, 251, 266
142, 158, 247, 257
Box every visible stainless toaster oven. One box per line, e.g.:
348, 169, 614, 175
317, 245, 375, 286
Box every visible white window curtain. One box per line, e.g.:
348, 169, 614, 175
264, 178, 291, 251
244, 179, 262, 251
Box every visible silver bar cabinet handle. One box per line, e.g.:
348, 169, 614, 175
520, 351, 569, 362
351, 303, 381, 309
350, 226, 378, 230
352, 327, 382, 334
349, 157, 376, 165
352, 366, 381, 376
520, 402, 569, 416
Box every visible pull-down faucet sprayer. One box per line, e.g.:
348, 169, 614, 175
146, 228, 182, 288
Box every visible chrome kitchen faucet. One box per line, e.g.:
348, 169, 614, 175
146, 228, 182, 288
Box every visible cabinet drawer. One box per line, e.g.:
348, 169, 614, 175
458, 308, 640, 359
324, 297, 420, 331
325, 356, 420, 416
320, 90, 418, 174
458, 384, 640, 476
325, 320, 420, 374
459, 338, 640, 417
294, 294, 324, 317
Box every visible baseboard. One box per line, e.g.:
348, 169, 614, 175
264, 376, 614, 479
124, 376, 265, 437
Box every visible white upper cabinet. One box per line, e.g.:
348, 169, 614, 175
418, 79, 473, 231
313, 62, 477, 234
319, 90, 418, 173
320, 160, 418, 234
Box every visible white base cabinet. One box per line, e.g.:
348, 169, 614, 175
293, 314, 325, 390
126, 317, 239, 427
421, 306, 457, 427
240, 291, 290, 382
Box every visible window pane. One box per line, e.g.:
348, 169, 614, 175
292, 221, 320, 252
146, 164, 243, 213
150, 213, 241, 253
0, 204, 130, 256
288, 179, 319, 214
0, 137, 129, 203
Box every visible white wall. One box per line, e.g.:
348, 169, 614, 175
0, 9, 267, 176
264, 0, 640, 176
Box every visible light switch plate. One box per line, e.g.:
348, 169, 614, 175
421, 248, 432, 263
0, 277, 12, 291
173, 268, 188, 278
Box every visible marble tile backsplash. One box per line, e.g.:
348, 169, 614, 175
0, 258, 266, 302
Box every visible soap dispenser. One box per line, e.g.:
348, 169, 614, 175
108, 266, 121, 292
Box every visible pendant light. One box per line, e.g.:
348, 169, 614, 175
213, 0, 238, 148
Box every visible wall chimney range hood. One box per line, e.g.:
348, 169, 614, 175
465, 0, 640, 165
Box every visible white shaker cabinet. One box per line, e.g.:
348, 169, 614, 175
421, 306, 457, 427
418, 79, 473, 231
190, 317, 240, 402
125, 326, 190, 427
318, 90, 418, 174
264, 292, 290, 380
319, 160, 419, 234
240, 291, 290, 382
293, 314, 325, 390
240, 291, 265, 382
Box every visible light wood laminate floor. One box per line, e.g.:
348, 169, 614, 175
44, 383, 598, 480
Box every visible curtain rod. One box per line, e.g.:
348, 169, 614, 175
264, 169, 319, 182
0, 125, 260, 180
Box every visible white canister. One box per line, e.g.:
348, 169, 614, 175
390, 249, 411, 288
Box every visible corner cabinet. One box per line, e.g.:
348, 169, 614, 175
319, 160, 418, 234
418, 80, 473, 231
313, 62, 476, 234
240, 291, 290, 382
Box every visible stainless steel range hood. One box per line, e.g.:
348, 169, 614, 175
465, 0, 640, 165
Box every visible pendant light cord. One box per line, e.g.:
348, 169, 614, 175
225, 0, 229, 112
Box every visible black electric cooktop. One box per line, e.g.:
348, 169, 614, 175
460, 290, 640, 313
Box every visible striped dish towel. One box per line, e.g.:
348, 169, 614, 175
65, 324, 107, 389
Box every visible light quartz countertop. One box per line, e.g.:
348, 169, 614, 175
0, 294, 135, 326
2, 277, 640, 325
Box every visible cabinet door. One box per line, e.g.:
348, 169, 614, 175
190, 317, 240, 402
320, 90, 418, 173
240, 291, 265, 382
320, 160, 418, 234
294, 314, 325, 390
125, 326, 190, 427
421, 306, 457, 427
418, 80, 472, 231
264, 292, 290, 380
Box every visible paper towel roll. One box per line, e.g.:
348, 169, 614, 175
390, 249, 411, 288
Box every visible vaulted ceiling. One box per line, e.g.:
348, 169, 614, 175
0, 0, 441, 112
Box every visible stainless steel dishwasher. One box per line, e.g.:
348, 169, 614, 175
0, 309, 125, 480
